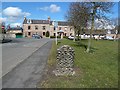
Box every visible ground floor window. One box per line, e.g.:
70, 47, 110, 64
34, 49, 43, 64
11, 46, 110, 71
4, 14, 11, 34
25, 33, 27, 37
70, 33, 72, 36
54, 33, 56, 36
59, 33, 61, 36
43, 32, 45, 36
64, 33, 67, 36
28, 32, 31, 36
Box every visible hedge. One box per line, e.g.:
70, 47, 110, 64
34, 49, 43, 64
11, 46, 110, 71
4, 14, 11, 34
50, 36, 61, 38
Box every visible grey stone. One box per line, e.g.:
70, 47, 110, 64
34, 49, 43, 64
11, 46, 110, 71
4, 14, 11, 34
53, 45, 75, 76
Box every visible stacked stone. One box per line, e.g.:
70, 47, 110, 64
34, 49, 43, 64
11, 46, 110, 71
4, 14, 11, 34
53, 45, 75, 76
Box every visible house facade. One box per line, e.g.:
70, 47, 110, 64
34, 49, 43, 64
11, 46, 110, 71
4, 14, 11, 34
23, 17, 74, 38
6, 27, 23, 38
23, 16, 119, 39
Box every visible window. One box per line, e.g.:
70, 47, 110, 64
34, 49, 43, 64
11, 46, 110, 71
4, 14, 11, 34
28, 32, 31, 36
59, 27, 61, 30
65, 27, 67, 31
70, 28, 72, 31
42, 26, 46, 30
64, 33, 67, 36
43, 32, 45, 36
54, 27, 55, 30
54, 33, 56, 36
28, 26, 31, 30
70, 33, 72, 36
35, 26, 38, 30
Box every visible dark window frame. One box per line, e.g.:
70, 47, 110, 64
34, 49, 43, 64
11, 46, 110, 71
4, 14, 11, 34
64, 33, 67, 36
54, 33, 56, 36
28, 26, 31, 30
59, 27, 61, 30
70, 28, 72, 31
42, 26, 46, 30
43, 32, 45, 36
35, 25, 38, 30
28, 32, 31, 36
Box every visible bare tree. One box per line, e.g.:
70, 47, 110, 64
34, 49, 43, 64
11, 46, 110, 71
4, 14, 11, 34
86, 2, 115, 52
66, 2, 115, 52
66, 2, 90, 42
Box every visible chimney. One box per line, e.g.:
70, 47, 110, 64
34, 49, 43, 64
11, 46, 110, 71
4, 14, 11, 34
24, 16, 27, 20
48, 16, 50, 21
48, 16, 50, 24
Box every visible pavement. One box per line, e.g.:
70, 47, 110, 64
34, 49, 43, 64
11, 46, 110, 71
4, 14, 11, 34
2, 39, 52, 88
2, 38, 51, 76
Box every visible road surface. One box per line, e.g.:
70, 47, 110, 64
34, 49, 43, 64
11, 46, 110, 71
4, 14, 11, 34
2, 38, 51, 76
2, 40, 52, 88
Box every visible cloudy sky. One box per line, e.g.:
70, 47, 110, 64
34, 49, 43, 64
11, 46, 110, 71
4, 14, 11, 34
0, 2, 119, 28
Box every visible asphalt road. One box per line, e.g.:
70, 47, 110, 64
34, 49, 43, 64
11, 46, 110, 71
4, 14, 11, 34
2, 38, 51, 76
2, 40, 52, 88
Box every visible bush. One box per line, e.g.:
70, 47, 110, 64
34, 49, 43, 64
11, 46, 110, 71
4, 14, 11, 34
50, 36, 61, 38
57, 36, 61, 38
50, 36, 55, 38
63, 36, 68, 39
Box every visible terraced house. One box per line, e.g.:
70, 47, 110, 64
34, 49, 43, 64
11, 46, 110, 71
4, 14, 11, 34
23, 16, 74, 38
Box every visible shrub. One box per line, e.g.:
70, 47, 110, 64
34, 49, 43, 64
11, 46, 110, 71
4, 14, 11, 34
57, 36, 61, 38
50, 36, 55, 38
63, 36, 68, 39
50, 36, 61, 38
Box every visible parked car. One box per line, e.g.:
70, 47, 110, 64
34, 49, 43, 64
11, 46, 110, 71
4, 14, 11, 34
32, 34, 42, 39
105, 36, 114, 40
68, 36, 75, 40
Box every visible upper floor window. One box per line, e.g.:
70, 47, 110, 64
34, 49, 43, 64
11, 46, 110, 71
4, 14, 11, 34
59, 27, 61, 30
42, 26, 46, 30
65, 27, 67, 31
28, 26, 31, 30
54, 27, 55, 30
70, 28, 72, 31
35, 25, 38, 30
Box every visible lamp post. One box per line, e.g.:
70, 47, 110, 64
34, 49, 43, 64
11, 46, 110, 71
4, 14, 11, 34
53, 20, 58, 45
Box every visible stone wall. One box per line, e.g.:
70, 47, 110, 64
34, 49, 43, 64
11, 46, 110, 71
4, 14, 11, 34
53, 45, 75, 76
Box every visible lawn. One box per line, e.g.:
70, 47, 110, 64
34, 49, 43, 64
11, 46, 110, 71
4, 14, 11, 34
38, 39, 118, 88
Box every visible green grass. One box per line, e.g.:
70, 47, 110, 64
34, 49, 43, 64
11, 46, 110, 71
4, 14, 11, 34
39, 39, 118, 88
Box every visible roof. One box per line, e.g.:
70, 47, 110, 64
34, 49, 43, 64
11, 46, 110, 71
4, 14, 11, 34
80, 29, 107, 35
58, 21, 69, 26
7, 27, 23, 31
23, 18, 69, 26
31, 20, 50, 24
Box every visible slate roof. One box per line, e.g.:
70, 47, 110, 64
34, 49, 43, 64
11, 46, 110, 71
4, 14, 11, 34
32, 20, 50, 24
23, 19, 69, 26
80, 29, 107, 35
58, 21, 69, 26
7, 27, 23, 31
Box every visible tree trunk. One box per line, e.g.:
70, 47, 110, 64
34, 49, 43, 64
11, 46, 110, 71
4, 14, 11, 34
73, 29, 76, 42
86, 20, 94, 52
86, 5, 95, 53
78, 28, 81, 45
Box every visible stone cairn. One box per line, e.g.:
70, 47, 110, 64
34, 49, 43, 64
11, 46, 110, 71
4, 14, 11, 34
53, 45, 75, 76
